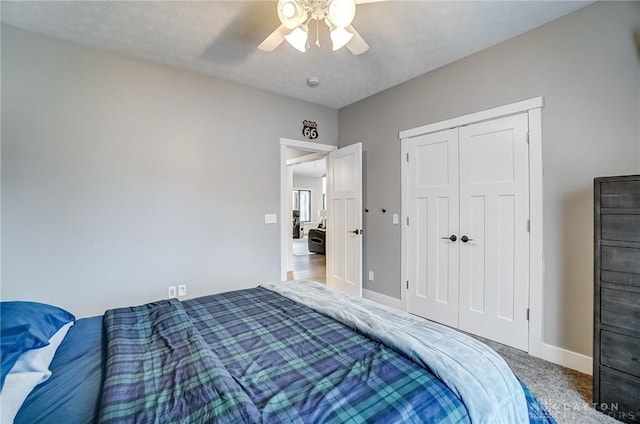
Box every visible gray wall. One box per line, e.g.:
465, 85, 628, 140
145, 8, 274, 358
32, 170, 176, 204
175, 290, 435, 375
1, 25, 338, 317
338, 1, 640, 356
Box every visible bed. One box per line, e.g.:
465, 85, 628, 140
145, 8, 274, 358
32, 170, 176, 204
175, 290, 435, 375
4, 281, 554, 423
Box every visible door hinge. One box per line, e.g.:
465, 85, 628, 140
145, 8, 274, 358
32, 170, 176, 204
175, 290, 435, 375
526, 308, 530, 321
406, 152, 409, 162
526, 132, 530, 144
406, 281, 409, 290
406, 216, 409, 226
527, 220, 530, 232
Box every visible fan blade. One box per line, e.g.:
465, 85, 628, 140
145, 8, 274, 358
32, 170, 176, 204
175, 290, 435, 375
258, 25, 288, 52
355, 0, 386, 3
346, 25, 369, 55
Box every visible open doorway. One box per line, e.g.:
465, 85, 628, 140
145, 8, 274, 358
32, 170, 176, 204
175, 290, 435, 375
289, 156, 327, 283
280, 138, 363, 295
279, 138, 336, 283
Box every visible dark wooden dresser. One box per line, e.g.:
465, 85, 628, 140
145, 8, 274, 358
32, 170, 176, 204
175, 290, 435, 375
594, 175, 640, 423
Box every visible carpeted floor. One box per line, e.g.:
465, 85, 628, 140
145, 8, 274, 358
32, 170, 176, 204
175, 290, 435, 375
477, 337, 620, 423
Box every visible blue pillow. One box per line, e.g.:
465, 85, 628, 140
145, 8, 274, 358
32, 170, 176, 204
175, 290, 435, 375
1, 302, 75, 343
0, 324, 46, 389
0, 302, 75, 390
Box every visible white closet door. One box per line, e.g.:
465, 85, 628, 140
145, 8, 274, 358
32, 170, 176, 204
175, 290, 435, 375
458, 113, 530, 351
406, 129, 460, 328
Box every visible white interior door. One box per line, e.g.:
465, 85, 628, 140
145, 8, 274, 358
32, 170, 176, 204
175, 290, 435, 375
458, 113, 530, 350
406, 129, 460, 328
326, 142, 363, 297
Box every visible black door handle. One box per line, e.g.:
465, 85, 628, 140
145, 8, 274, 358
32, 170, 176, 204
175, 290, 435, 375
441, 235, 457, 242
349, 229, 364, 235
461, 235, 473, 243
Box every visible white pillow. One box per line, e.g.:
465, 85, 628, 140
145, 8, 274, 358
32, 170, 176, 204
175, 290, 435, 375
0, 321, 73, 424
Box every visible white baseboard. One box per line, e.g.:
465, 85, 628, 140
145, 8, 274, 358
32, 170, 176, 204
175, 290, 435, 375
363, 289, 403, 310
534, 342, 593, 375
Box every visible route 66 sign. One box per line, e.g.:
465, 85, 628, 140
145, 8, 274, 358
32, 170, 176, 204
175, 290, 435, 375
302, 120, 318, 140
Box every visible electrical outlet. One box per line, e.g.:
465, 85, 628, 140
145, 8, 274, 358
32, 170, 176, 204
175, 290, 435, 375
368, 271, 374, 281
393, 214, 399, 225
168, 286, 177, 298
178, 284, 187, 297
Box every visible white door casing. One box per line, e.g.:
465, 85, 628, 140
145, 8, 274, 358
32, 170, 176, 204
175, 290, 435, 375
458, 113, 530, 351
326, 142, 363, 297
406, 128, 460, 328
286, 165, 294, 273
403, 113, 531, 351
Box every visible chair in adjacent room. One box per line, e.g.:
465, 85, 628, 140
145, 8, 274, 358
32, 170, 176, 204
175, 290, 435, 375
308, 227, 326, 255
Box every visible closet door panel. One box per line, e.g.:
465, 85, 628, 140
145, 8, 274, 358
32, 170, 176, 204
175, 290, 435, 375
467, 195, 487, 314
458, 113, 530, 351
406, 128, 459, 328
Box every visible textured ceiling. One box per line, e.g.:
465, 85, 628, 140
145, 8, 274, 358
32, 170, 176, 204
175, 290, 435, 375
293, 158, 327, 178
1, 1, 590, 109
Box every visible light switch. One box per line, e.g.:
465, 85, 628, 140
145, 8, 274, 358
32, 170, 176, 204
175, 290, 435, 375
264, 214, 277, 224
368, 271, 374, 281
393, 214, 399, 224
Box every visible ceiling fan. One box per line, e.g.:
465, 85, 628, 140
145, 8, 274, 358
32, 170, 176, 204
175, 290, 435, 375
258, 0, 372, 55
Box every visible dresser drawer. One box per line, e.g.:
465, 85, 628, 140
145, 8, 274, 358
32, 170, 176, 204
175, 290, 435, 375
601, 288, 640, 332
602, 215, 640, 243
601, 181, 640, 209
601, 246, 640, 288
600, 371, 640, 423
601, 330, 640, 378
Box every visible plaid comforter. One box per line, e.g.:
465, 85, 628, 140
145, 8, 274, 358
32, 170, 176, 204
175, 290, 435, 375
99, 299, 261, 424
182, 288, 469, 423
99, 288, 553, 423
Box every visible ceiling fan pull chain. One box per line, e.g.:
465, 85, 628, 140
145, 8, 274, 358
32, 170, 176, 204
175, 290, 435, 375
315, 19, 320, 47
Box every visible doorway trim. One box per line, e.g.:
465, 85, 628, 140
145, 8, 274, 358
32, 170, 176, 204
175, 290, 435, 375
280, 138, 337, 281
399, 97, 551, 364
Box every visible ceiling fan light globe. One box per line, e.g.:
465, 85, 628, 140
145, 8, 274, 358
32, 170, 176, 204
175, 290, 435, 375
282, 2, 296, 18
285, 26, 308, 52
327, 0, 356, 28
330, 26, 353, 51
277, 0, 307, 29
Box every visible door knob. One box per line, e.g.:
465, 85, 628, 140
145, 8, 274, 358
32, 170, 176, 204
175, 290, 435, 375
461, 235, 473, 243
441, 235, 457, 242
350, 229, 364, 235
